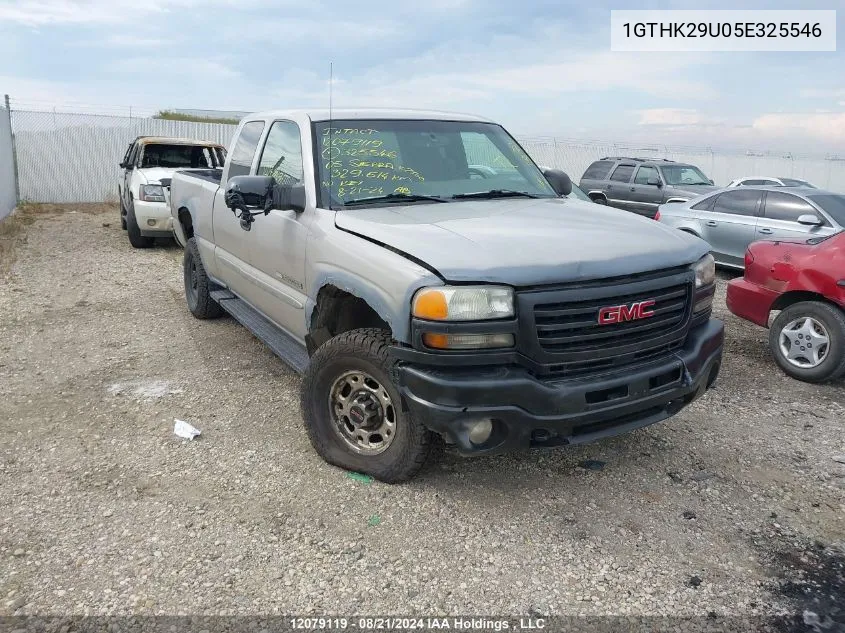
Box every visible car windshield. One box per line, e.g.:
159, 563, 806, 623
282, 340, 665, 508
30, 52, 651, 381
780, 178, 816, 188
140, 144, 224, 169
660, 165, 711, 186
313, 119, 556, 207
807, 194, 845, 225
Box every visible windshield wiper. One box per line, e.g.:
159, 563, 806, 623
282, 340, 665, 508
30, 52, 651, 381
452, 189, 539, 200
342, 193, 447, 206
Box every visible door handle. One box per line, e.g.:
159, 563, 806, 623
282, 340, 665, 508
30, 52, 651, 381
706, 220, 718, 227
758, 227, 773, 234
630, 187, 635, 191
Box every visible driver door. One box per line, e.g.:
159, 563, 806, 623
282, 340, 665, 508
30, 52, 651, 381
244, 120, 310, 341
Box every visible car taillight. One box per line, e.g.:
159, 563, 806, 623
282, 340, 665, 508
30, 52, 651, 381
744, 248, 754, 268
654, 210, 661, 221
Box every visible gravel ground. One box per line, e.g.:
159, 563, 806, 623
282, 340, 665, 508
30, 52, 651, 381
0, 205, 843, 620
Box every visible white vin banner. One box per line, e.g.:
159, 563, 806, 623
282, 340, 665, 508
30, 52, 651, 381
611, 10, 836, 52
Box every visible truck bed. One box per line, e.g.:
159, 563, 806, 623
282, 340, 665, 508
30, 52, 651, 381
176, 168, 222, 184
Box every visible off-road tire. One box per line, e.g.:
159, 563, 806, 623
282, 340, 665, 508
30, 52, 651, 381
301, 328, 437, 483
769, 301, 845, 383
183, 237, 223, 319
126, 202, 154, 248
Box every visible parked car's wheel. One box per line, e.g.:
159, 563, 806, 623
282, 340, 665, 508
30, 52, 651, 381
769, 301, 845, 383
126, 201, 154, 248
592, 196, 607, 205
119, 193, 127, 230
301, 328, 436, 483
183, 237, 223, 319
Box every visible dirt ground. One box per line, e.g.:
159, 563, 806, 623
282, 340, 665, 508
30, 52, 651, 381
0, 205, 843, 623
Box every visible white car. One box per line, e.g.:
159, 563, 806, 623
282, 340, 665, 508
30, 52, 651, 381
118, 136, 226, 248
727, 176, 817, 188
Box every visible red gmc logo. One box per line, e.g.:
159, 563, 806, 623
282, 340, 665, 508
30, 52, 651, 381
598, 300, 656, 325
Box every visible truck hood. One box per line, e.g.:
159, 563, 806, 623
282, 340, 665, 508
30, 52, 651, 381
137, 167, 180, 185
334, 198, 710, 286
665, 184, 720, 200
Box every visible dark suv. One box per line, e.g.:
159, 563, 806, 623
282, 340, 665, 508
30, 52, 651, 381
579, 157, 718, 219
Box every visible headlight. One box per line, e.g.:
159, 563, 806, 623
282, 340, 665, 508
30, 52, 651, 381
139, 184, 165, 202
692, 254, 715, 288
412, 286, 514, 321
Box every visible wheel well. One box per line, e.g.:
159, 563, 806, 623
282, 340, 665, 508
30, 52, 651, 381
178, 207, 194, 240
678, 228, 700, 238
588, 192, 607, 202
770, 291, 837, 313
306, 285, 391, 355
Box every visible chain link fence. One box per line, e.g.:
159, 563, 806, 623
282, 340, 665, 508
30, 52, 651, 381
9, 108, 235, 203
4, 102, 845, 204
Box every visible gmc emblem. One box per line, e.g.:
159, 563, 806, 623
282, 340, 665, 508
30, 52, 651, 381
598, 300, 656, 325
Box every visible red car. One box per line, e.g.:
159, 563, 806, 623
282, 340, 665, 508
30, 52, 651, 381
727, 232, 845, 383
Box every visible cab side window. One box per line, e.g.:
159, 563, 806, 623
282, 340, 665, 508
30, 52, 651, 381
257, 121, 303, 185
228, 121, 266, 178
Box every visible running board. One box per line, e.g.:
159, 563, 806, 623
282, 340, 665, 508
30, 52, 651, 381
210, 290, 310, 374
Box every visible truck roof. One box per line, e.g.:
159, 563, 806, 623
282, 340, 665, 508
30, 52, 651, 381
134, 136, 225, 147
245, 108, 495, 123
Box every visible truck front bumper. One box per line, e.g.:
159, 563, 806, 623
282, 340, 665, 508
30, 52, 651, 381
134, 200, 174, 237
395, 319, 724, 455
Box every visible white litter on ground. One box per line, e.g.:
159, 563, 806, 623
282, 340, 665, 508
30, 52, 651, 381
173, 419, 201, 440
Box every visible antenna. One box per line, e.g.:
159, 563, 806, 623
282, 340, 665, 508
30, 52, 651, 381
328, 61, 333, 211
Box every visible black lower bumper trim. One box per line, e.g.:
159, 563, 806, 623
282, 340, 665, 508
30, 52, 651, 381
396, 319, 724, 455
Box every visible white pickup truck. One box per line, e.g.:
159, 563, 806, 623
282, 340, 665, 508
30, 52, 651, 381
118, 136, 226, 247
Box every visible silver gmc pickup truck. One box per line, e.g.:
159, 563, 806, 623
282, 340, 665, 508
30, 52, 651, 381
168, 109, 724, 483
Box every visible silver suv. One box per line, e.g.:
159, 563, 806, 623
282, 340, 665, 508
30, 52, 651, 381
579, 157, 718, 218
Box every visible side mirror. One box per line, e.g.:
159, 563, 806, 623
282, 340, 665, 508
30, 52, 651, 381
797, 213, 823, 226
543, 169, 572, 197
647, 176, 662, 187
225, 175, 274, 210
272, 184, 307, 213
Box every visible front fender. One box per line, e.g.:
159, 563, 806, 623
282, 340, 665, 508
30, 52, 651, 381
306, 223, 442, 344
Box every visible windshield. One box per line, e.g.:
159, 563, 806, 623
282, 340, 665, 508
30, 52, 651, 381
659, 165, 711, 186
780, 178, 816, 188
313, 119, 556, 206
807, 194, 845, 225
140, 144, 225, 169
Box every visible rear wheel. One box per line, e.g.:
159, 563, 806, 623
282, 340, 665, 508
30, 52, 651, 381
126, 201, 154, 248
769, 301, 845, 383
301, 328, 437, 483
183, 237, 223, 319
591, 196, 607, 205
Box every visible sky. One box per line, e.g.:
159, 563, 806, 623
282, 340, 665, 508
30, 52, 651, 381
0, 0, 844, 153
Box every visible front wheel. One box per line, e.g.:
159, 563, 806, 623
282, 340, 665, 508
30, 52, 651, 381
769, 301, 845, 383
300, 328, 437, 483
126, 202, 154, 248
591, 196, 607, 205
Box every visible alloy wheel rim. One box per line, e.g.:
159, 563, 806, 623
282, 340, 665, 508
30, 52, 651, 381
778, 316, 830, 369
328, 370, 396, 455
